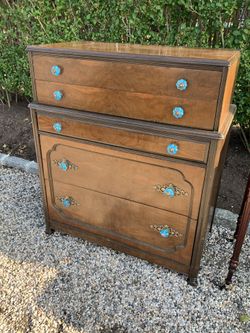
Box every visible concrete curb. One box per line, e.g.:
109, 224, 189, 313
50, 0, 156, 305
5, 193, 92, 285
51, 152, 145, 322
0, 153, 38, 174
0, 152, 249, 234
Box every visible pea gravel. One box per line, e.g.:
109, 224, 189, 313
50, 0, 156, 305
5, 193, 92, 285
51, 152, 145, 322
0, 166, 249, 333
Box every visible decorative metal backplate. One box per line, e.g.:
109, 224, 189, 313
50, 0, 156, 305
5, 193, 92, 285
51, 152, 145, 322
154, 183, 188, 198
53, 158, 78, 172
150, 224, 182, 238
56, 196, 79, 208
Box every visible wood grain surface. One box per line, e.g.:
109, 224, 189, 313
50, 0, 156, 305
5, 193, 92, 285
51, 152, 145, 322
37, 114, 209, 163
40, 134, 205, 219
33, 54, 222, 99
28, 41, 240, 64
36, 80, 218, 130
45, 179, 197, 266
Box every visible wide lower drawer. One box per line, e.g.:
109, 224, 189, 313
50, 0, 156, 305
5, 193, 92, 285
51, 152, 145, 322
45, 179, 197, 267
35, 80, 218, 130
37, 113, 209, 163
40, 135, 205, 219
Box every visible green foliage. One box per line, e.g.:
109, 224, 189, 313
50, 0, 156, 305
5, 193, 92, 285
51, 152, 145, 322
0, 0, 249, 132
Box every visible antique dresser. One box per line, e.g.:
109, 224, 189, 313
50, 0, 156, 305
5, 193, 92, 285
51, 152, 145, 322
27, 42, 240, 284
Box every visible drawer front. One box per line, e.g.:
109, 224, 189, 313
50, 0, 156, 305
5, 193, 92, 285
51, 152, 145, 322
33, 54, 221, 100
37, 114, 209, 163
36, 80, 218, 130
45, 179, 197, 266
40, 135, 205, 219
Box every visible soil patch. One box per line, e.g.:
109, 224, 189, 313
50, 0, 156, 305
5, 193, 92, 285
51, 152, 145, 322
0, 102, 249, 214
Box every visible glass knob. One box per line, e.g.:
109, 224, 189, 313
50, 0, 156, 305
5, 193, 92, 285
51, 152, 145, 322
172, 106, 185, 119
63, 198, 71, 207
53, 90, 63, 101
58, 160, 69, 171
51, 65, 61, 76
163, 186, 175, 198
167, 143, 179, 155
176, 79, 188, 91
160, 227, 170, 238
53, 122, 62, 133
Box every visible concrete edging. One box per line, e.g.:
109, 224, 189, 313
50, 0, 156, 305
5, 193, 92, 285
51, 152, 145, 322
0, 153, 38, 174
1, 152, 249, 234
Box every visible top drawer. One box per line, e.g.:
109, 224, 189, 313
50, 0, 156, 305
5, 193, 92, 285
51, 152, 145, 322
32, 55, 222, 130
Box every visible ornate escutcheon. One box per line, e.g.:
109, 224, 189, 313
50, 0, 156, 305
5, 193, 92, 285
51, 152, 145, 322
53, 90, 63, 101
150, 224, 182, 238
167, 143, 179, 155
176, 79, 188, 91
172, 106, 185, 119
51, 65, 61, 76
53, 122, 62, 133
53, 158, 78, 172
56, 196, 79, 208
154, 183, 188, 198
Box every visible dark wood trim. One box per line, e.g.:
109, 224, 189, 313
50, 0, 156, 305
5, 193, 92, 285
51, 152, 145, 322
209, 126, 232, 232
29, 103, 224, 141
27, 50, 225, 72
26, 47, 232, 67
188, 140, 218, 279
214, 66, 229, 130
30, 109, 51, 233
28, 52, 37, 100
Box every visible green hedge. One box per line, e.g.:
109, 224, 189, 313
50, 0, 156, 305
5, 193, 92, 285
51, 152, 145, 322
0, 0, 249, 134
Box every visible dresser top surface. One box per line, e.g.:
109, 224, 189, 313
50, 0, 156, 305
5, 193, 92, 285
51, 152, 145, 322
27, 41, 240, 67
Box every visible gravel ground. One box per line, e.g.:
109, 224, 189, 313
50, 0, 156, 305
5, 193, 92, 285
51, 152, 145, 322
0, 166, 249, 333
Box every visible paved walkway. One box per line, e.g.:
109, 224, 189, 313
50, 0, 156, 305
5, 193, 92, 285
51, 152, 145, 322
0, 166, 249, 333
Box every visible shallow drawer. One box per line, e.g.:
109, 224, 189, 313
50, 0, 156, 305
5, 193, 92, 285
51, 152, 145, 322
45, 179, 197, 266
40, 135, 205, 219
33, 54, 221, 100
37, 114, 209, 163
36, 80, 218, 130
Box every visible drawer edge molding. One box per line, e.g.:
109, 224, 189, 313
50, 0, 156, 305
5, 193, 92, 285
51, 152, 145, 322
27, 46, 233, 67
30, 102, 225, 140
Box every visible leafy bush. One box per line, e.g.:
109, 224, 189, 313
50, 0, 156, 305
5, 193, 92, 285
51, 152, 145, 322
0, 0, 249, 136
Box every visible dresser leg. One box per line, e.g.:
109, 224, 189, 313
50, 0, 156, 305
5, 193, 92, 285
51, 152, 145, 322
187, 276, 198, 287
45, 226, 54, 235
224, 175, 250, 286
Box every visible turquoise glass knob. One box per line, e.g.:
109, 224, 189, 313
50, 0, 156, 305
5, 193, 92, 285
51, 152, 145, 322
53, 122, 62, 133
51, 65, 61, 76
63, 198, 71, 208
58, 160, 69, 171
167, 143, 179, 155
57, 195, 79, 207
163, 186, 175, 198
160, 227, 170, 238
173, 106, 185, 119
176, 79, 188, 91
53, 90, 63, 101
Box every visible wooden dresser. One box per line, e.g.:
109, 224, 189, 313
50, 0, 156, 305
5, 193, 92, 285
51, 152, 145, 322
27, 42, 240, 284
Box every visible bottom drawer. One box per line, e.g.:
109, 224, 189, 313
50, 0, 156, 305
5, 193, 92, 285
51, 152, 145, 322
45, 179, 197, 269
